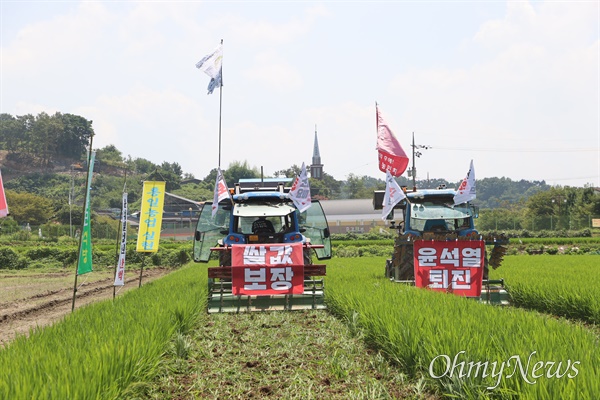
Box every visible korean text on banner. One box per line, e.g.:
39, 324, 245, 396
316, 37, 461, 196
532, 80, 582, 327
114, 192, 128, 286
77, 151, 96, 275
289, 162, 311, 213
413, 240, 485, 297
376, 105, 409, 177
136, 181, 166, 253
231, 243, 305, 295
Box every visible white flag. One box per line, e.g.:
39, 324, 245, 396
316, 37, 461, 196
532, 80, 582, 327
454, 159, 476, 205
114, 192, 128, 286
212, 168, 229, 218
289, 163, 312, 213
382, 170, 406, 220
196, 44, 223, 94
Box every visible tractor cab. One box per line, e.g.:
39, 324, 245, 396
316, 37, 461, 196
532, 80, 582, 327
402, 189, 478, 237
193, 179, 331, 312
373, 185, 509, 305
193, 190, 331, 263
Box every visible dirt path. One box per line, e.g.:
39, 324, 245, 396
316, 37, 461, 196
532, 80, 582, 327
0, 268, 171, 347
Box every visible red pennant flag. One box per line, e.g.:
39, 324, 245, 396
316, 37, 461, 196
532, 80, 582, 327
376, 105, 409, 177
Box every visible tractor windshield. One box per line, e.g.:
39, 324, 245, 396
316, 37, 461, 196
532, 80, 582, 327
409, 203, 473, 232
233, 202, 296, 234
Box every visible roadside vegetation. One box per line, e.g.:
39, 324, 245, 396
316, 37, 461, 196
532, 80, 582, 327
0, 263, 205, 399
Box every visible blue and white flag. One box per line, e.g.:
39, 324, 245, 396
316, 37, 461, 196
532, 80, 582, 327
212, 168, 229, 218
289, 163, 312, 213
196, 44, 223, 94
382, 170, 406, 220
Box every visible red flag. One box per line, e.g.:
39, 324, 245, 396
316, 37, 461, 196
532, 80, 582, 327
0, 168, 8, 217
376, 105, 409, 177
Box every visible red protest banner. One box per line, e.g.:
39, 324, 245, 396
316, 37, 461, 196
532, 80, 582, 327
413, 240, 484, 297
231, 243, 305, 295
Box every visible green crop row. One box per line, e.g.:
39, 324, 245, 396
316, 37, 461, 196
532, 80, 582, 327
325, 257, 599, 399
0, 263, 206, 400
0, 244, 192, 270
489, 255, 600, 324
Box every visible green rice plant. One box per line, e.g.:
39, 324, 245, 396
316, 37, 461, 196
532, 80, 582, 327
489, 255, 600, 324
325, 257, 600, 399
0, 262, 206, 400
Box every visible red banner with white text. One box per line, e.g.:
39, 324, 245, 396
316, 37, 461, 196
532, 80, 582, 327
231, 243, 305, 295
414, 240, 484, 297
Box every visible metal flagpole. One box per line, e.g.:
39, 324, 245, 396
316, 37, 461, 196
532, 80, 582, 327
218, 39, 223, 169
72, 134, 94, 312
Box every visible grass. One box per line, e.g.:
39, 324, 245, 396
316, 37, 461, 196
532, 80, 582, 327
0, 263, 205, 400
136, 310, 434, 400
325, 257, 600, 399
489, 255, 600, 324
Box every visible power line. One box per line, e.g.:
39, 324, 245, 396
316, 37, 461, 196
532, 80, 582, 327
431, 146, 599, 153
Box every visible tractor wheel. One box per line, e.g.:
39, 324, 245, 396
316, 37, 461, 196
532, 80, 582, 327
385, 259, 393, 278
394, 244, 414, 280
483, 249, 489, 280
303, 248, 313, 265
219, 251, 231, 267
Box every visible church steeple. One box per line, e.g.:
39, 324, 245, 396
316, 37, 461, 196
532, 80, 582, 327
310, 125, 323, 180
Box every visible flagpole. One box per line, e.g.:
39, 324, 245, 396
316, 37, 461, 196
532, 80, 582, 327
411, 132, 416, 190
72, 134, 94, 312
218, 38, 223, 169
139, 254, 146, 288
113, 170, 128, 299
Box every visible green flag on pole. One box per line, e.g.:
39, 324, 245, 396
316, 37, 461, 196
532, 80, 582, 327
77, 151, 96, 275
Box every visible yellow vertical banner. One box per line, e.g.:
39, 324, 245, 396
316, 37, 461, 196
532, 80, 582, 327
136, 181, 166, 253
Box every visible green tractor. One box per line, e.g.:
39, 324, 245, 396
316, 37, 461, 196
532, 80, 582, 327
194, 179, 332, 313
374, 185, 510, 305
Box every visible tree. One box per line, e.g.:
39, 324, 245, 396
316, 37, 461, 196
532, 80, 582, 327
131, 157, 156, 174
222, 161, 260, 186
5, 190, 54, 225
273, 165, 301, 178
96, 145, 124, 163
342, 174, 374, 199
172, 183, 213, 202
58, 113, 94, 159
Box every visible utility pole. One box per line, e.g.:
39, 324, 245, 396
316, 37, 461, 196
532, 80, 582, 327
408, 132, 430, 190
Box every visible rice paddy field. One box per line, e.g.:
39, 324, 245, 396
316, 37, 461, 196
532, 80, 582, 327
0, 254, 598, 399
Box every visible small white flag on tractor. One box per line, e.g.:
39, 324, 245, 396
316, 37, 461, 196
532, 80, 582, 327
382, 170, 406, 220
212, 168, 230, 218
454, 159, 476, 205
195, 43, 223, 94
289, 162, 312, 213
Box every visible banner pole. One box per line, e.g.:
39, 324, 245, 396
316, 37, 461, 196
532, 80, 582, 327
138, 254, 146, 288
72, 134, 94, 312
218, 38, 223, 169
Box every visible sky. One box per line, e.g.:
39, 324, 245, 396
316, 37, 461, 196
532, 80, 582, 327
1, 1, 599, 188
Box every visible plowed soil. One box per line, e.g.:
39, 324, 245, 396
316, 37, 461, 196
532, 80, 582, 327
0, 268, 170, 347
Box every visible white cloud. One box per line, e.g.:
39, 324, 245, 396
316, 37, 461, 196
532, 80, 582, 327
243, 51, 303, 91
388, 1, 598, 185
2, 1, 597, 187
